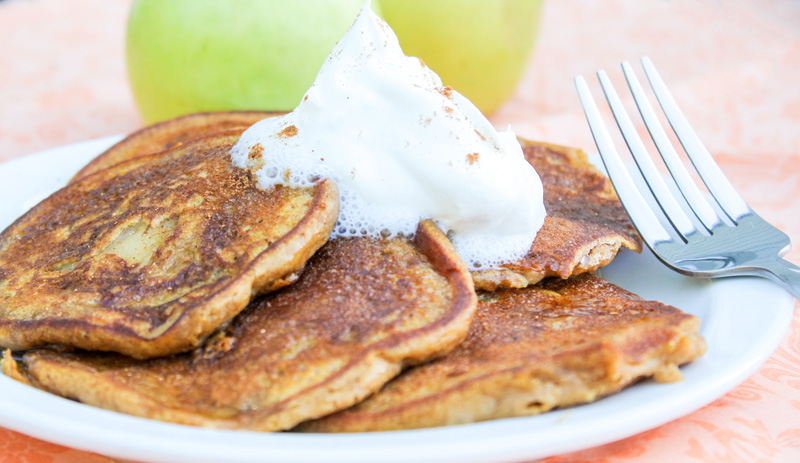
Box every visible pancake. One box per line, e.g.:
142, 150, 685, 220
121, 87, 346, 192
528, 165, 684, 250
301, 274, 706, 432
70, 111, 279, 183
75, 124, 636, 294
472, 140, 642, 290
3, 221, 477, 431
0, 130, 338, 358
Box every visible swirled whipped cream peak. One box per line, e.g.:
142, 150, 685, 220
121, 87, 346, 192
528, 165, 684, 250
231, 1, 545, 270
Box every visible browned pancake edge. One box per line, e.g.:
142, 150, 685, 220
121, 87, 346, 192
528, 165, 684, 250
7, 221, 478, 431
70, 111, 282, 183
472, 139, 642, 291
0, 130, 339, 358
300, 274, 705, 432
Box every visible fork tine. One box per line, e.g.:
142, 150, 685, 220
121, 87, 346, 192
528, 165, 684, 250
641, 56, 751, 221
621, 60, 722, 232
575, 75, 675, 246
596, 68, 696, 240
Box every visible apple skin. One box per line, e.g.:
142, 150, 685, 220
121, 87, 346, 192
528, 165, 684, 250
376, 0, 543, 115
126, 0, 371, 123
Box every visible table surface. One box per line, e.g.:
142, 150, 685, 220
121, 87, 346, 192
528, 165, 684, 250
1, 0, 799, 462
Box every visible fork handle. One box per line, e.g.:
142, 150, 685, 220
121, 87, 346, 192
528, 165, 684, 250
760, 258, 800, 301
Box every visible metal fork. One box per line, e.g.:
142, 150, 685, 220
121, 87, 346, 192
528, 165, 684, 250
575, 56, 799, 301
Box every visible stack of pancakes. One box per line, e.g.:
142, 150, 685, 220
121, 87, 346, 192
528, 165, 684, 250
0, 112, 706, 432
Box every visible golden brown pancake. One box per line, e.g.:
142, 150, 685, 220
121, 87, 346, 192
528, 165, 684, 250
0, 130, 338, 358
75, 123, 636, 293
472, 140, 642, 290
3, 221, 477, 431
70, 111, 280, 183
301, 274, 705, 432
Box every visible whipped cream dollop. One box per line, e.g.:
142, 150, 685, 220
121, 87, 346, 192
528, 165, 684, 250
231, 1, 545, 270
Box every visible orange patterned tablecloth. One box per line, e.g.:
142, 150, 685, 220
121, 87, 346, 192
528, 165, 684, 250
1, 1, 799, 462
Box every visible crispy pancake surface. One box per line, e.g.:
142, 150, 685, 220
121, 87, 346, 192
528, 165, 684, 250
302, 274, 706, 432
0, 131, 339, 358
70, 111, 279, 183
5, 221, 477, 431
472, 140, 642, 290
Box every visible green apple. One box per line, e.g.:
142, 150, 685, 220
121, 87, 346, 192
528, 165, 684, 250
126, 0, 373, 123
376, 0, 543, 115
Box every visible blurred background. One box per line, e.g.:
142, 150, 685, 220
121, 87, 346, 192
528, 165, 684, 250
1, 1, 798, 166
0, 0, 798, 462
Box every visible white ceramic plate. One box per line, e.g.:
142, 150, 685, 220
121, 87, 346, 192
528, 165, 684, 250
0, 137, 794, 463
